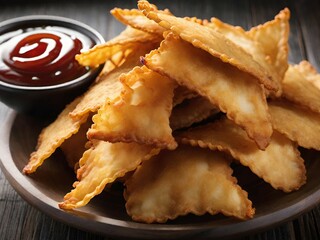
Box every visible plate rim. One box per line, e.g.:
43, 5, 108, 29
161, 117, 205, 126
1, 108, 320, 239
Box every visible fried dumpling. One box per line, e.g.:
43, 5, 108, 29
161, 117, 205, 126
111, 7, 168, 36
76, 26, 161, 68
143, 33, 272, 149
88, 66, 177, 150
59, 140, 160, 209
125, 145, 254, 223
138, 0, 279, 92
269, 99, 320, 150
177, 117, 306, 192
23, 97, 86, 174
70, 41, 159, 120
282, 61, 320, 113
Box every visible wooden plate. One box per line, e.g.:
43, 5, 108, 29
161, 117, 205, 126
1, 108, 320, 239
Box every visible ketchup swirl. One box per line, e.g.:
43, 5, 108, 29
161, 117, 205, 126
0, 26, 93, 87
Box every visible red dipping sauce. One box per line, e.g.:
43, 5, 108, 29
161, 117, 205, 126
0, 26, 94, 87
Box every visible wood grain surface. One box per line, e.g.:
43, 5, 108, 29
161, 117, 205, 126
0, 0, 319, 239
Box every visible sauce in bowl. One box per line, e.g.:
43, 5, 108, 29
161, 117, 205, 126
0, 15, 104, 115
0, 26, 94, 87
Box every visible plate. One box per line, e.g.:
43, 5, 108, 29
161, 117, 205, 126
1, 106, 320, 239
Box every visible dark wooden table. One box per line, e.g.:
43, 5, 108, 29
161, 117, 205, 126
0, 0, 319, 239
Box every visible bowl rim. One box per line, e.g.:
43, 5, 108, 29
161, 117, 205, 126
0, 15, 105, 91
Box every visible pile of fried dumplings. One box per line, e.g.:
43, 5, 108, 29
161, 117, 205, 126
23, 1, 320, 223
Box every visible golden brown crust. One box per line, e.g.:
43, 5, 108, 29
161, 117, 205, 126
282, 61, 320, 113
111, 7, 167, 36
144, 33, 272, 149
23, 97, 87, 174
269, 99, 320, 150
125, 145, 255, 223
70, 42, 158, 120
138, 0, 279, 92
87, 66, 177, 150
76, 26, 162, 68
177, 117, 306, 192
208, 8, 290, 96
59, 141, 160, 209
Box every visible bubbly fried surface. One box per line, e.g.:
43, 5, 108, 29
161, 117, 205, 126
69, 70, 123, 121
144, 33, 272, 149
88, 66, 177, 150
23, 97, 87, 174
247, 8, 290, 84
177, 117, 306, 192
282, 61, 320, 113
59, 141, 160, 209
208, 8, 290, 95
70, 44, 157, 120
138, 0, 279, 91
269, 99, 320, 150
294, 61, 320, 89
76, 26, 161, 68
125, 145, 255, 223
